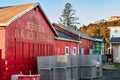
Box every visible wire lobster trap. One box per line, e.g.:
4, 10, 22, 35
53, 55, 71, 68
39, 69, 53, 80
37, 54, 102, 80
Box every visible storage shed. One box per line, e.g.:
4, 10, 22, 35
91, 36, 106, 54
53, 23, 95, 55
60, 25, 95, 55
0, 3, 57, 80
53, 24, 79, 55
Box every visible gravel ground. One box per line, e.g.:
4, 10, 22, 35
79, 62, 120, 80
102, 69, 120, 80
100, 62, 120, 80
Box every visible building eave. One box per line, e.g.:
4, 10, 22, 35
95, 39, 103, 42
110, 42, 120, 43
55, 37, 80, 43
38, 4, 58, 36
0, 3, 58, 37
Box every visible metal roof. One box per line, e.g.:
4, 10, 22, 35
62, 26, 95, 41
55, 29, 79, 42
0, 3, 58, 36
91, 36, 105, 42
0, 3, 38, 26
110, 37, 120, 43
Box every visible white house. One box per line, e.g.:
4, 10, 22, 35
108, 26, 120, 37
107, 16, 120, 22
109, 26, 120, 63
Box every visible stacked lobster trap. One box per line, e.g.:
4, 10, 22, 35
78, 55, 102, 80
37, 54, 102, 80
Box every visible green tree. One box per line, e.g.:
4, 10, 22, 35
59, 3, 79, 27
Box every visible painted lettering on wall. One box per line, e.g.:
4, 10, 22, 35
15, 16, 53, 42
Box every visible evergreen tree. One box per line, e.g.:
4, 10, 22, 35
59, 3, 79, 27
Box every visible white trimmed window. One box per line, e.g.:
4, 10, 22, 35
65, 46, 69, 55
79, 48, 84, 55
73, 47, 77, 55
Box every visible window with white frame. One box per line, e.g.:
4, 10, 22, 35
73, 47, 77, 55
65, 46, 69, 55
79, 48, 84, 55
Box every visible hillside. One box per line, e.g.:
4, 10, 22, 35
79, 20, 120, 52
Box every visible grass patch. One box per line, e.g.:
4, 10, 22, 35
113, 63, 120, 69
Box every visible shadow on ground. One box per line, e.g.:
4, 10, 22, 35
102, 62, 120, 80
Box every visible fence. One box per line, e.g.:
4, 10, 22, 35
37, 54, 102, 80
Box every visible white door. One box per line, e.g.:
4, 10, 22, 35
89, 49, 93, 54
118, 46, 120, 63
113, 46, 119, 63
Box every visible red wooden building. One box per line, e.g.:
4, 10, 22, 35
0, 2, 95, 80
53, 23, 95, 55
53, 24, 79, 55
0, 3, 57, 80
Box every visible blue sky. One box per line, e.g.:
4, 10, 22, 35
1, 0, 120, 27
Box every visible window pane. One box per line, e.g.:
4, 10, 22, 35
65, 47, 69, 55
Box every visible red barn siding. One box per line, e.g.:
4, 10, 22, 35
53, 23, 94, 55
0, 3, 95, 80
55, 38, 94, 55
0, 49, 1, 79
55, 40, 79, 55
79, 38, 94, 55
0, 27, 5, 58
2, 7, 55, 80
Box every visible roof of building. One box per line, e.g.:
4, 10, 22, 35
55, 29, 79, 42
0, 3, 58, 36
53, 23, 95, 41
110, 16, 120, 18
62, 26, 95, 41
0, 3, 38, 26
110, 37, 120, 43
91, 36, 105, 42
